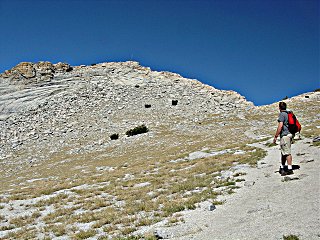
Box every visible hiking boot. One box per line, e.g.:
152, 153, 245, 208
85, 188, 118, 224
281, 169, 294, 176
279, 168, 286, 176
286, 169, 293, 175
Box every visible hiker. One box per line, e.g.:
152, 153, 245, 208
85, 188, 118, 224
273, 101, 293, 176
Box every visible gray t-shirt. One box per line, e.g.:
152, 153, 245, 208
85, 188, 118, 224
278, 111, 289, 137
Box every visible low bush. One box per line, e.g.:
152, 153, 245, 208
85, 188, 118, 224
126, 125, 149, 137
283, 235, 300, 240
110, 133, 119, 140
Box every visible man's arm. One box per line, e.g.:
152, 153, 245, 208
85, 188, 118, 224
273, 121, 283, 143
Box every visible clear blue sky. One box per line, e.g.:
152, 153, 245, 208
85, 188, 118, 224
0, 0, 319, 105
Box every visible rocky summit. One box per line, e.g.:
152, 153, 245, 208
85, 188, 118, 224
0, 61, 319, 239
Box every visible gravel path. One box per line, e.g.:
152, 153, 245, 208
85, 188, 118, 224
156, 138, 320, 240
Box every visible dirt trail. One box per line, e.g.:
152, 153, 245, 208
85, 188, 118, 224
158, 138, 320, 240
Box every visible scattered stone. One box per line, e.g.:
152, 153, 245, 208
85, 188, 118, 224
300, 159, 314, 163
216, 170, 234, 180
195, 173, 206, 178
133, 182, 151, 188
244, 181, 255, 187
234, 150, 245, 155
247, 205, 270, 214
296, 152, 306, 156
123, 174, 135, 181
298, 174, 309, 179
115, 200, 126, 208
209, 204, 216, 211
154, 229, 170, 239
96, 166, 115, 172
258, 163, 273, 169
187, 151, 211, 160
230, 164, 250, 171
282, 176, 300, 182
312, 136, 320, 142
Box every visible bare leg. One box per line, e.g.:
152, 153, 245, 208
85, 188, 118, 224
286, 154, 292, 166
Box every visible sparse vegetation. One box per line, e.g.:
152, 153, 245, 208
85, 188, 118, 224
0, 225, 15, 231
44, 224, 66, 237
312, 141, 320, 147
4, 226, 37, 239
110, 133, 119, 140
73, 229, 97, 239
265, 142, 277, 147
126, 124, 149, 136
10, 214, 34, 228
283, 234, 300, 240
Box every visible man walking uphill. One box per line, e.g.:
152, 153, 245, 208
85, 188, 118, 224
273, 102, 293, 176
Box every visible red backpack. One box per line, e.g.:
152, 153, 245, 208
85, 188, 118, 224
287, 111, 301, 134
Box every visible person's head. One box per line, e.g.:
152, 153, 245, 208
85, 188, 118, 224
279, 101, 287, 111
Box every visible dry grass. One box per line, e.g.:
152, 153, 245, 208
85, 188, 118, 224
44, 223, 67, 237
1, 144, 266, 239
3, 226, 37, 239
73, 229, 97, 240
9, 214, 35, 228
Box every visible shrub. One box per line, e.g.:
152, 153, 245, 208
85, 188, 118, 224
283, 235, 300, 240
172, 100, 178, 106
126, 125, 149, 137
110, 133, 119, 140
314, 88, 320, 92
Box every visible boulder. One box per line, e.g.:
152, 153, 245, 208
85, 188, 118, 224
312, 136, 320, 142
1, 62, 36, 82
13, 62, 36, 79
34, 61, 55, 80
54, 62, 73, 73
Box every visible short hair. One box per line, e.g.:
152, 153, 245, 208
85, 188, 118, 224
279, 101, 287, 110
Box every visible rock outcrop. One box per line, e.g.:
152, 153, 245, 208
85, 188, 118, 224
0, 61, 72, 83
